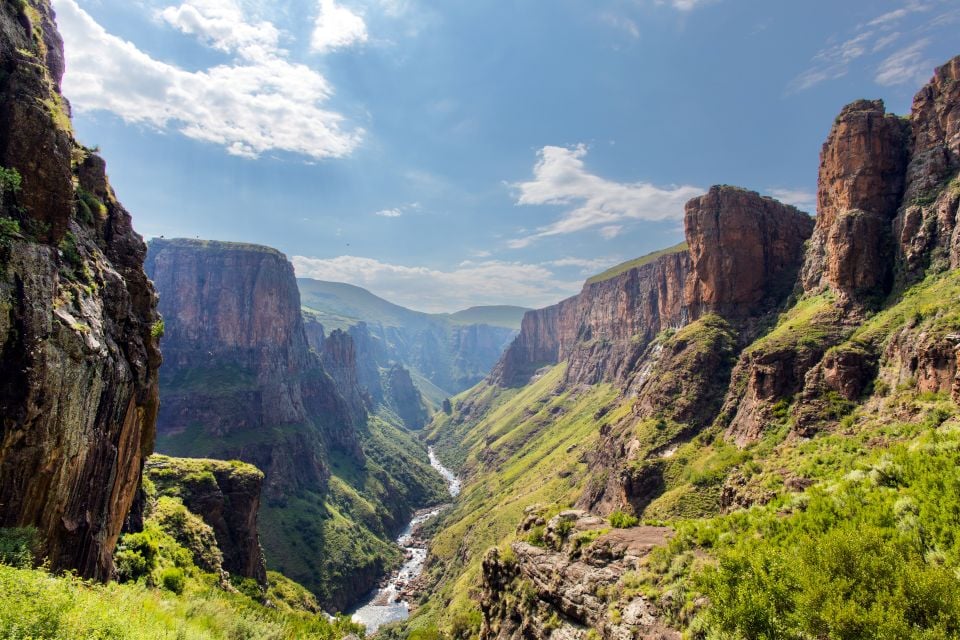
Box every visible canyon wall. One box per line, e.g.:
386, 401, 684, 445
0, 0, 160, 580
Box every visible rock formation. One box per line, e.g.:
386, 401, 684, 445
0, 0, 160, 580
480, 510, 679, 640
145, 238, 362, 494
145, 455, 267, 586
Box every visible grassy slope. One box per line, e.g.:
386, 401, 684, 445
585, 242, 688, 285
416, 268, 960, 639
407, 365, 625, 634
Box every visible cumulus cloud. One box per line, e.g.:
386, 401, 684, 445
375, 208, 403, 217
311, 0, 368, 53
54, 0, 362, 159
768, 188, 816, 212
875, 38, 934, 86
158, 0, 279, 61
292, 255, 582, 312
508, 144, 702, 248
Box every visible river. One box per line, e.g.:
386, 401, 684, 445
350, 447, 460, 634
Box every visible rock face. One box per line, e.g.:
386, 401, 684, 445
145, 238, 362, 495
494, 187, 813, 389
480, 510, 679, 640
801, 100, 909, 296
145, 455, 267, 586
0, 0, 160, 581
494, 250, 691, 387
685, 186, 813, 318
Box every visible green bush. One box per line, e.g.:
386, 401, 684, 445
114, 530, 159, 582
527, 525, 546, 547
160, 567, 185, 594
0, 527, 38, 568
609, 510, 639, 528
150, 318, 165, 339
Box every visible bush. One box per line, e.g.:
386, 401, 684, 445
150, 318, 165, 339
609, 510, 639, 528
114, 530, 159, 582
0, 527, 38, 568
160, 567, 185, 594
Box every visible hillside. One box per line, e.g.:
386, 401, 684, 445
408, 56, 960, 639
297, 278, 523, 398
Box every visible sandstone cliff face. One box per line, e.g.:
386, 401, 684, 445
0, 0, 160, 580
145, 238, 361, 495
685, 186, 813, 318
800, 100, 909, 296
494, 251, 691, 388
145, 455, 267, 585
495, 186, 813, 390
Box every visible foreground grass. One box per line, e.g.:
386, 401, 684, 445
0, 564, 360, 640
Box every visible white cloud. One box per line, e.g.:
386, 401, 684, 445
875, 38, 933, 86
158, 0, 279, 61
600, 225, 623, 239
375, 208, 403, 217
54, 0, 362, 160
292, 255, 582, 312
546, 256, 619, 273
659, 0, 715, 11
787, 1, 942, 93
600, 12, 640, 39
768, 188, 816, 212
311, 0, 368, 53
509, 144, 702, 247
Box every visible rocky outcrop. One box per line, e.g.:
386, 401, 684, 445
480, 510, 679, 640
801, 100, 909, 296
385, 364, 429, 429
145, 455, 267, 586
0, 0, 160, 581
685, 186, 813, 318
895, 56, 960, 281
321, 329, 369, 424
146, 238, 363, 493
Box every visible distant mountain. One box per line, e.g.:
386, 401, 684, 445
442, 305, 529, 331
296, 279, 526, 400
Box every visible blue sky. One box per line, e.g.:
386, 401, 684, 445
55, 0, 959, 312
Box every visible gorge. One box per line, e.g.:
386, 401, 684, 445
0, 2, 959, 640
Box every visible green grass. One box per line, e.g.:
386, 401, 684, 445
585, 242, 688, 285
0, 560, 361, 640
408, 364, 623, 636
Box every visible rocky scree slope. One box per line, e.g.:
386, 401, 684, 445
419, 56, 960, 640
0, 0, 160, 581
146, 238, 447, 611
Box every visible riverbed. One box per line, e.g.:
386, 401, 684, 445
350, 447, 459, 634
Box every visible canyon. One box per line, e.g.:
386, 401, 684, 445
1, 2, 960, 639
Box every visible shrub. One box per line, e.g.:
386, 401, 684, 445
160, 567, 185, 594
609, 510, 639, 528
114, 529, 159, 582
150, 319, 165, 339
0, 527, 38, 568
527, 525, 546, 547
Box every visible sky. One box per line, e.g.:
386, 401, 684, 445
53, 0, 960, 313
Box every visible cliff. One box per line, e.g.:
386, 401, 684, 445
145, 237, 361, 491
145, 455, 267, 586
0, 0, 160, 580
493, 186, 812, 389
419, 54, 960, 640
146, 238, 448, 611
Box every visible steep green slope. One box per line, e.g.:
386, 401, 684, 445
408, 365, 626, 635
